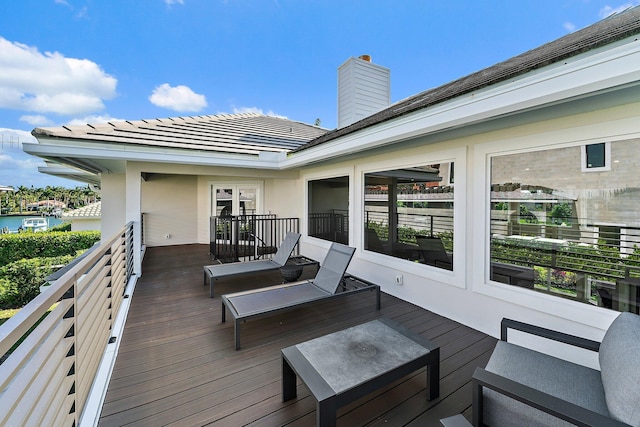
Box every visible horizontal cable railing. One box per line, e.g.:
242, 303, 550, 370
210, 215, 299, 262
490, 218, 640, 278
0, 222, 134, 426
364, 210, 454, 241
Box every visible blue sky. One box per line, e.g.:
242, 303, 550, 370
0, 0, 638, 188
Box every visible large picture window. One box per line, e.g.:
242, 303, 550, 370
307, 176, 349, 244
489, 140, 640, 313
364, 163, 454, 270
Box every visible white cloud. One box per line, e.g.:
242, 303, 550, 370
165, 0, 184, 5
600, 2, 640, 18
0, 128, 77, 187
563, 22, 576, 32
0, 128, 36, 148
0, 37, 117, 116
19, 115, 54, 126
149, 83, 207, 112
232, 106, 286, 119
66, 114, 125, 126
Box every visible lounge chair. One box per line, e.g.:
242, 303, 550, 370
204, 232, 301, 297
415, 235, 453, 270
221, 242, 381, 349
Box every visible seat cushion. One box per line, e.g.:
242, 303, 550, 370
483, 341, 609, 427
599, 312, 640, 425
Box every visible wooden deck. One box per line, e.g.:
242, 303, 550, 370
98, 245, 496, 426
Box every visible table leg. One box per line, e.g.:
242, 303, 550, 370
282, 358, 297, 402
317, 395, 337, 427
427, 347, 440, 401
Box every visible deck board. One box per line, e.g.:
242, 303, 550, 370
98, 244, 495, 426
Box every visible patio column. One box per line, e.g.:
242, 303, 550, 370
389, 177, 398, 243
126, 166, 143, 277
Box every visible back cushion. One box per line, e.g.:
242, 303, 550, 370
599, 312, 640, 425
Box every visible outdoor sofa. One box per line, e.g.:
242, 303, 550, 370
203, 231, 300, 297
221, 242, 381, 349
472, 312, 640, 426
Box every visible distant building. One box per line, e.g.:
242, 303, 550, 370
62, 201, 101, 231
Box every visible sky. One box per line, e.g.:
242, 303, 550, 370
0, 0, 639, 189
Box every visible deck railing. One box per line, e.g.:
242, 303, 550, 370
210, 215, 299, 262
0, 222, 134, 426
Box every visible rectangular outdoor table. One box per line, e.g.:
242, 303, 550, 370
281, 317, 440, 427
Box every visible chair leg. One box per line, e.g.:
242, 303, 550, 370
234, 319, 241, 350
472, 375, 483, 427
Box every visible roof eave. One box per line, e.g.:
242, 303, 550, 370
282, 35, 640, 168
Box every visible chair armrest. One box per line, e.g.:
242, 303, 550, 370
500, 318, 600, 352
472, 367, 629, 427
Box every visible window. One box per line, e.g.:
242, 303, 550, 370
364, 163, 454, 270
489, 140, 640, 313
307, 176, 349, 244
581, 142, 611, 172
211, 185, 258, 217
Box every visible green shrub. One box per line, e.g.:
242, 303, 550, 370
48, 222, 72, 232
0, 231, 100, 266
0, 255, 76, 309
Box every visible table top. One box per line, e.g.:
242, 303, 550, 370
288, 255, 319, 266
291, 318, 434, 394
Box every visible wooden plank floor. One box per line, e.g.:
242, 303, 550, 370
98, 244, 496, 426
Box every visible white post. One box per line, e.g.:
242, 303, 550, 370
126, 165, 143, 277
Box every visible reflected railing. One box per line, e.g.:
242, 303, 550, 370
308, 210, 349, 244
490, 217, 640, 313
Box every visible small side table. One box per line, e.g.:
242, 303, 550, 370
282, 317, 440, 427
280, 264, 303, 282
280, 255, 320, 282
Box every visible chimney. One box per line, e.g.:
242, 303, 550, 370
337, 55, 390, 129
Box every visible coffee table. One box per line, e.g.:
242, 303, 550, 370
281, 317, 440, 427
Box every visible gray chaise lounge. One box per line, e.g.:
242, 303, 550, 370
221, 242, 381, 349
204, 232, 300, 297
472, 312, 640, 426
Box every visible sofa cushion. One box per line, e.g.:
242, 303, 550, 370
484, 341, 608, 427
599, 312, 640, 425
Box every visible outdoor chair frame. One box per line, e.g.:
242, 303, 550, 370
472, 317, 634, 427
204, 232, 300, 297
221, 243, 381, 349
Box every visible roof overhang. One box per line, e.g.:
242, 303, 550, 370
282, 34, 640, 168
24, 32, 640, 181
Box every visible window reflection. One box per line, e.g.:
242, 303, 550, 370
489, 140, 640, 313
308, 176, 349, 244
364, 163, 454, 270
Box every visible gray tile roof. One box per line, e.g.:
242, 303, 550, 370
62, 201, 101, 219
295, 6, 640, 152
32, 113, 327, 156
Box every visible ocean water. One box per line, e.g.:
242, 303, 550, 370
0, 216, 64, 233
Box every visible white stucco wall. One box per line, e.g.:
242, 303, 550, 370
298, 101, 640, 367
142, 174, 198, 246
100, 173, 126, 242
70, 219, 101, 232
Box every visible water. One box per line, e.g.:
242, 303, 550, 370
0, 215, 64, 233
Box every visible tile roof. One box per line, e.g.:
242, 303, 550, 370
32, 113, 327, 156
295, 6, 640, 152
62, 201, 101, 219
